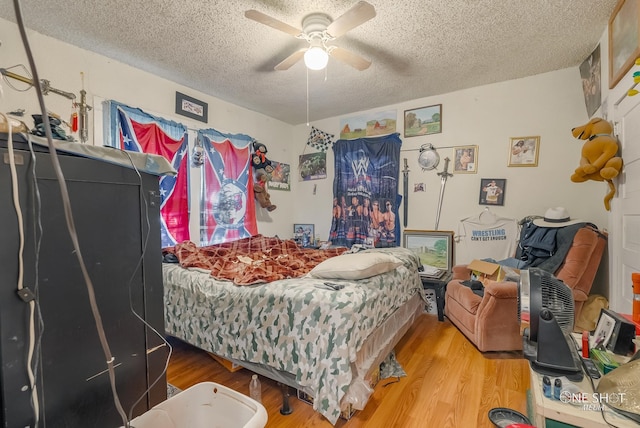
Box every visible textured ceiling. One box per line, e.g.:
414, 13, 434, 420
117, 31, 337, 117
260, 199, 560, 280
0, 1, 617, 125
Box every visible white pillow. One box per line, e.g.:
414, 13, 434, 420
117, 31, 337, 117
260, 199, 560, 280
308, 252, 403, 280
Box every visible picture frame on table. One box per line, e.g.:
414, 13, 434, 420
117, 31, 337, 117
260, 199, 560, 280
175, 91, 208, 123
608, 0, 640, 89
402, 230, 454, 272
479, 178, 506, 206
403, 104, 442, 137
293, 223, 315, 247
592, 310, 616, 349
508, 136, 540, 167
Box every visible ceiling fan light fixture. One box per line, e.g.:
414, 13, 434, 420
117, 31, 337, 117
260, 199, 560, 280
304, 46, 329, 70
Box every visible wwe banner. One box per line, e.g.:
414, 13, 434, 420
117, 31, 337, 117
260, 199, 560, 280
107, 101, 190, 248
329, 133, 402, 248
198, 129, 257, 245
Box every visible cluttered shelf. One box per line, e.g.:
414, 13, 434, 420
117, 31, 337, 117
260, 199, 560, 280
528, 324, 640, 428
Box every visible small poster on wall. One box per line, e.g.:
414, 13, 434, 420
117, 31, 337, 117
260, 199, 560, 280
299, 152, 327, 181
267, 160, 291, 191
579, 44, 601, 117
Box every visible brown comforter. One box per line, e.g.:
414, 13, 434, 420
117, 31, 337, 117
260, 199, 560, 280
165, 235, 347, 285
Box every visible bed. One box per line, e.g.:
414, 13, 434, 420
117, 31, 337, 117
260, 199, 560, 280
162, 236, 425, 424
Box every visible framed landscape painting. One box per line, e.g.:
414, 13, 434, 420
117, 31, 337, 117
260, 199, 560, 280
404, 104, 442, 137
402, 230, 454, 271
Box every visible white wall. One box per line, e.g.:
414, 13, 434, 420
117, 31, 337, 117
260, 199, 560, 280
0, 18, 296, 240
296, 69, 609, 265
2, 18, 610, 269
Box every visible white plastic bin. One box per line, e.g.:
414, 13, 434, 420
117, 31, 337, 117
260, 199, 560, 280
128, 382, 268, 428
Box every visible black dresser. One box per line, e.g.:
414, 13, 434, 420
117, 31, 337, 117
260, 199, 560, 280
0, 133, 167, 427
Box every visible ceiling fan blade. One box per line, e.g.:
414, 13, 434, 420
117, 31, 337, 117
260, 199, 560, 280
245, 10, 303, 37
326, 1, 376, 39
329, 46, 371, 71
274, 48, 307, 71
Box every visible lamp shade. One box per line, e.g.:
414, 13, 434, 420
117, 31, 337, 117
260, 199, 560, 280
304, 47, 329, 70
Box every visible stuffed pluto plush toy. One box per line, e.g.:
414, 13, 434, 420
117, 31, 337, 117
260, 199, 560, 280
570, 117, 623, 211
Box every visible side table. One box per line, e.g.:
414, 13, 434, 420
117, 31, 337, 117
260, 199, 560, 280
420, 271, 452, 322
527, 362, 637, 427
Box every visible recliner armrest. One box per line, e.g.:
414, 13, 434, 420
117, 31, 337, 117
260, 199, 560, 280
483, 279, 518, 299
451, 264, 472, 281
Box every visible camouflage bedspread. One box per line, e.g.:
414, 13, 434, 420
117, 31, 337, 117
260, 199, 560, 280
164, 235, 347, 285
163, 246, 423, 425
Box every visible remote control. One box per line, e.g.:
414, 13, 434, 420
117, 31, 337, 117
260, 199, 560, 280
323, 282, 345, 290
315, 282, 345, 291
582, 358, 601, 379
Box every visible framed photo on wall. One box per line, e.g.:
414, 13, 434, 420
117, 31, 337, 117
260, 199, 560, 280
402, 230, 454, 271
404, 104, 442, 137
579, 44, 602, 117
453, 145, 478, 173
508, 136, 539, 167
608, 0, 640, 88
479, 178, 506, 206
175, 91, 208, 123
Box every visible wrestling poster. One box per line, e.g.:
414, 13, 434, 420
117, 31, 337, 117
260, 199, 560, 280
329, 133, 402, 248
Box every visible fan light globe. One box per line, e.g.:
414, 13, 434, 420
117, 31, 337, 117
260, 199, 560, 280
304, 47, 329, 70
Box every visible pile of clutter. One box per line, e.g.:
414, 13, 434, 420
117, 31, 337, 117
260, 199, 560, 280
31, 113, 74, 141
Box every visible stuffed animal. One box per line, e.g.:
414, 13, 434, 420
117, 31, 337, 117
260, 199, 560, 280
252, 141, 273, 171
570, 117, 623, 211
254, 169, 276, 211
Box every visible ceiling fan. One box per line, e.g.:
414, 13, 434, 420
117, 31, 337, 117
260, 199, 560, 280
244, 1, 376, 71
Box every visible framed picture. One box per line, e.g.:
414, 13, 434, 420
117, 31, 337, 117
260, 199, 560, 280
404, 104, 442, 137
479, 178, 506, 206
293, 223, 315, 247
453, 145, 478, 173
579, 44, 602, 117
267, 160, 291, 191
299, 152, 327, 181
402, 230, 454, 271
175, 91, 208, 123
508, 136, 540, 167
592, 310, 616, 348
340, 110, 397, 139
608, 0, 640, 89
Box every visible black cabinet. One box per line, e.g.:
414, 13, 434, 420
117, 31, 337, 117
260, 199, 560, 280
0, 134, 167, 427
421, 272, 452, 321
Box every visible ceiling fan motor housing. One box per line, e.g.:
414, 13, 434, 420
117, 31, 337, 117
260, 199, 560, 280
302, 13, 332, 41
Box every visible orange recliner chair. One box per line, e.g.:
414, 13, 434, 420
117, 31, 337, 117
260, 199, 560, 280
444, 225, 607, 352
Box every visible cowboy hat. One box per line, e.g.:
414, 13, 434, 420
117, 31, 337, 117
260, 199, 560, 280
533, 207, 583, 228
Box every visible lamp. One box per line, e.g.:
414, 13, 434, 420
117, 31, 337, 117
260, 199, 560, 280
304, 46, 329, 71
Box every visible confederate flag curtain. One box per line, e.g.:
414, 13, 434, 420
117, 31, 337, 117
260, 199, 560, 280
329, 133, 402, 248
106, 101, 190, 248
197, 129, 257, 245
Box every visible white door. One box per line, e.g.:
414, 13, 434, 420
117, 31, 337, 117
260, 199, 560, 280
610, 82, 640, 313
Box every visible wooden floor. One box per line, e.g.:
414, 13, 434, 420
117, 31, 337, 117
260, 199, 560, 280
167, 314, 530, 428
